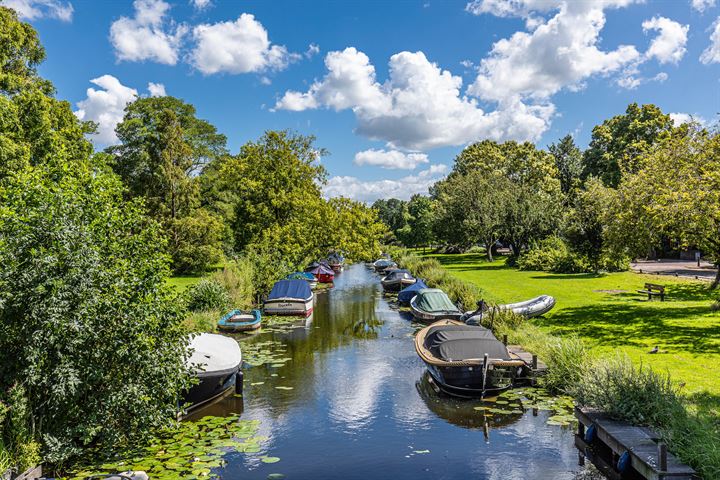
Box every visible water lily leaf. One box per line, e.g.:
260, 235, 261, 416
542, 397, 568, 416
261, 456, 281, 464
267, 474, 286, 480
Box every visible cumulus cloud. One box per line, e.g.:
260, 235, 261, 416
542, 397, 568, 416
305, 43, 320, 59
190, 0, 211, 10
692, 0, 715, 12
110, 0, 187, 65
189, 14, 299, 75
643, 16, 688, 64
276, 48, 554, 150
75, 75, 161, 145
147, 82, 166, 96
700, 18, 720, 64
670, 112, 706, 126
468, 1, 641, 102
353, 149, 429, 170
324, 164, 448, 203
3, 0, 73, 21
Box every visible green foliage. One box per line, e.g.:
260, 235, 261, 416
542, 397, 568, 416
210, 258, 255, 308
170, 208, 225, 274
0, 385, 40, 474
185, 279, 230, 312
583, 103, 674, 187
549, 134, 583, 200
518, 236, 628, 273
372, 198, 409, 236
0, 6, 49, 94
0, 165, 191, 466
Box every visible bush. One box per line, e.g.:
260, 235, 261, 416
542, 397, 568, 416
170, 208, 225, 275
186, 279, 230, 312
465, 245, 486, 255
211, 257, 255, 308
518, 236, 628, 273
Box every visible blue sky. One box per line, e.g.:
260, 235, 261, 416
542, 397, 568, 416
8, 0, 720, 201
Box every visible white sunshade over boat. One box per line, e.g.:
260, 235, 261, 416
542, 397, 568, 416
187, 333, 242, 378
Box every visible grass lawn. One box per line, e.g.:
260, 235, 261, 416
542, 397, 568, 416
167, 275, 204, 291
424, 252, 720, 396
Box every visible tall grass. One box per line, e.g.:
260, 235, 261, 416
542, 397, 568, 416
393, 249, 483, 310
211, 257, 256, 308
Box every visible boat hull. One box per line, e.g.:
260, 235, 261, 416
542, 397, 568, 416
425, 363, 518, 398
315, 273, 334, 283
381, 278, 416, 292
409, 296, 463, 322
183, 369, 238, 410
264, 298, 314, 316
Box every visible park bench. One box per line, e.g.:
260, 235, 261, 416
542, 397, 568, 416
638, 283, 665, 301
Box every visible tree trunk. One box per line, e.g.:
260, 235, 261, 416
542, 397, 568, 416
485, 242, 494, 262
712, 264, 720, 290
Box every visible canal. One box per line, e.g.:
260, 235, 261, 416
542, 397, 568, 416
192, 263, 598, 479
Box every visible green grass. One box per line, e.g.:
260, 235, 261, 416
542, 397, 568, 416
423, 252, 720, 396
166, 274, 204, 291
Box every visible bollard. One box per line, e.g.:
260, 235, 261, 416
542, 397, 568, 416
532, 354, 538, 370
502, 334, 508, 346
658, 442, 667, 471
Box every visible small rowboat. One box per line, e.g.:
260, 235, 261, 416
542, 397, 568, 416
414, 320, 526, 398
463, 295, 556, 324
217, 309, 262, 332
381, 269, 416, 292
327, 252, 345, 272
410, 288, 463, 322
372, 258, 396, 274
307, 264, 335, 284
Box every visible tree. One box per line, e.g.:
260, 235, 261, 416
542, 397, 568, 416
371, 198, 409, 238
405, 195, 435, 248
170, 208, 225, 274
549, 134, 583, 202
562, 178, 613, 271
0, 164, 191, 465
583, 103, 674, 187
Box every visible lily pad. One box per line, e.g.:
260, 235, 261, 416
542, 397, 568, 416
261, 456, 281, 464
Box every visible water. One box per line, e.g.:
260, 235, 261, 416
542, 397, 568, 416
191, 264, 596, 480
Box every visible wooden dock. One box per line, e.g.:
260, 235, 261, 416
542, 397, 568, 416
575, 407, 697, 480
507, 344, 547, 386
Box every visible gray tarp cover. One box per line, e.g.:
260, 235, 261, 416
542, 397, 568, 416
425, 325, 511, 361
415, 289, 460, 313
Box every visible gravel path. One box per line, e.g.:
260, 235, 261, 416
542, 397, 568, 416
631, 259, 718, 282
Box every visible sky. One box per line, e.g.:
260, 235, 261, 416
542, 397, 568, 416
7, 0, 720, 202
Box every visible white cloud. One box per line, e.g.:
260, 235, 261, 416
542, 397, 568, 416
190, 0, 211, 10
110, 0, 187, 65
642, 17, 688, 64
3, 0, 73, 21
353, 149, 429, 170
189, 13, 298, 75
276, 48, 554, 150
305, 43, 320, 59
324, 164, 448, 203
670, 112, 706, 126
74, 75, 160, 146
468, 1, 641, 103
147, 82, 166, 96
700, 18, 720, 64
691, 0, 715, 12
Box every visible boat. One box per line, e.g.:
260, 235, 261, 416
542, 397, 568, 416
409, 288, 463, 322
307, 264, 335, 283
217, 309, 262, 332
264, 279, 314, 316
463, 295, 556, 324
373, 258, 397, 274
397, 279, 428, 305
183, 333, 242, 410
327, 252, 345, 272
381, 269, 417, 292
286, 271, 318, 289
414, 320, 526, 398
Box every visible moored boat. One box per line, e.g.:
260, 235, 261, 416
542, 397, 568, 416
398, 279, 428, 305
381, 269, 417, 292
414, 320, 526, 398
327, 252, 345, 272
307, 264, 335, 283
286, 271, 318, 289
183, 333, 242, 410
217, 309, 262, 332
264, 279, 314, 316
373, 258, 397, 274
409, 288, 463, 322
463, 295, 556, 324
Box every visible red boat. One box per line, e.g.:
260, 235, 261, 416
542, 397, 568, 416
308, 264, 335, 283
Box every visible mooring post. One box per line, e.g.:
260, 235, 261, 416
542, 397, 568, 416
658, 442, 667, 471
502, 334, 507, 346
532, 354, 538, 370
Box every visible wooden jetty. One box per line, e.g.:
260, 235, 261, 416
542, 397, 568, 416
575, 407, 697, 480
507, 342, 547, 386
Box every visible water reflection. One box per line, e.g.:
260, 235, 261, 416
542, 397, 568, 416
191, 264, 599, 480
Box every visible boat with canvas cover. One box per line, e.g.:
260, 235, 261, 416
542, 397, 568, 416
381, 269, 417, 292
398, 279, 428, 305
327, 252, 345, 272
414, 320, 526, 398
307, 264, 335, 283
264, 279, 314, 316
183, 333, 242, 410
286, 271, 318, 289
410, 288, 463, 322
217, 309, 262, 332
373, 258, 397, 274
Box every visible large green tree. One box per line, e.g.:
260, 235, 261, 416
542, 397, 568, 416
583, 103, 674, 187
404, 194, 435, 248
549, 134, 583, 202
371, 198, 409, 239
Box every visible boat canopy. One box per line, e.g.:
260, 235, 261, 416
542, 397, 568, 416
286, 271, 315, 281
308, 264, 334, 276
424, 325, 511, 362
384, 269, 414, 281
328, 252, 344, 263
268, 279, 313, 301
187, 333, 242, 377
398, 279, 428, 303
414, 289, 459, 313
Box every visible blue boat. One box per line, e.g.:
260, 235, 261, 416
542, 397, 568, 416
286, 271, 318, 289
217, 309, 262, 332
397, 279, 429, 305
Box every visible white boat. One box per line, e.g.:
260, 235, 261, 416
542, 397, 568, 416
463, 295, 556, 323
381, 269, 417, 291
183, 333, 242, 410
263, 279, 314, 316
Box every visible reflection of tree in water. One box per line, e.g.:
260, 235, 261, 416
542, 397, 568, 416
416, 372, 523, 434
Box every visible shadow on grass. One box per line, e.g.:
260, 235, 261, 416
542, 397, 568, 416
608, 282, 717, 302
530, 273, 605, 280
686, 391, 720, 422
539, 303, 720, 354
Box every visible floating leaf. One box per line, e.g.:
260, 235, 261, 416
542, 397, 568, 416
261, 456, 281, 464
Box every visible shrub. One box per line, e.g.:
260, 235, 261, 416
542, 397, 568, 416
170, 208, 225, 275
518, 236, 628, 273
186, 279, 230, 312
211, 257, 255, 308
465, 245, 486, 255
183, 310, 220, 333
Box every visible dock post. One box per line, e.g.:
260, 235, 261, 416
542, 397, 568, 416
532, 354, 538, 370
502, 334, 507, 346
658, 442, 667, 471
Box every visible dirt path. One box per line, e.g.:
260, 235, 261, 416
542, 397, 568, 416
631, 259, 718, 282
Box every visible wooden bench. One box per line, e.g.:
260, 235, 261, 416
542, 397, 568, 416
638, 283, 665, 301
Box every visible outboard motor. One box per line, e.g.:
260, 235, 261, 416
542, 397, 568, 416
463, 300, 486, 326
